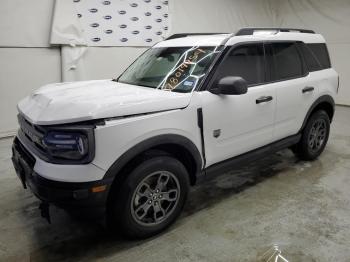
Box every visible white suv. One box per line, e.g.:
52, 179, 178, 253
12, 28, 339, 238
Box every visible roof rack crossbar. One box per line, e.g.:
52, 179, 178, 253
235, 28, 315, 36
166, 33, 229, 40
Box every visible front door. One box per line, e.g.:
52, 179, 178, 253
201, 43, 276, 167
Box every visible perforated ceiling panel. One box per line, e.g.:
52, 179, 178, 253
72, 0, 170, 46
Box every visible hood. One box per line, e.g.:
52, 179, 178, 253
18, 80, 192, 125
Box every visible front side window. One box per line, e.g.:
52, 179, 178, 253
118, 46, 221, 93
214, 43, 265, 86
271, 42, 304, 81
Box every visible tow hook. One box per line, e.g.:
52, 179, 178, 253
39, 202, 51, 224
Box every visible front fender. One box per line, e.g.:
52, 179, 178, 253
102, 134, 202, 180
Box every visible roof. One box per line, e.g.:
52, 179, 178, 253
154, 28, 326, 48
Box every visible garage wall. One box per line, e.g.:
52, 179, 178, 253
274, 0, 350, 106
0, 0, 54, 47
0, 48, 61, 137
0, 0, 60, 137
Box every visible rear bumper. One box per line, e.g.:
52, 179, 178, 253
12, 137, 113, 211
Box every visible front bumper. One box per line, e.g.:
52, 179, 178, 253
12, 137, 113, 211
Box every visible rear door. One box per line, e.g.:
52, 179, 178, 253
266, 42, 318, 141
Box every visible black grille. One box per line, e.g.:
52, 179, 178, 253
17, 114, 47, 155
13, 137, 36, 168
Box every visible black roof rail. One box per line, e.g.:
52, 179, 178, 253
166, 33, 229, 40
235, 28, 315, 36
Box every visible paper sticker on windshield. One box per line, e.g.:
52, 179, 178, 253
163, 47, 207, 90
183, 81, 194, 87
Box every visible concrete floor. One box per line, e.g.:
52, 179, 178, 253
0, 106, 350, 262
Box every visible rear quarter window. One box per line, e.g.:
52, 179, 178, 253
306, 43, 331, 70
298, 43, 322, 72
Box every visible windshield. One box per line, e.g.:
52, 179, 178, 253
117, 46, 221, 93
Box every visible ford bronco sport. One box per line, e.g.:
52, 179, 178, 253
12, 28, 339, 238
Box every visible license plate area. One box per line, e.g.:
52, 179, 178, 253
12, 138, 36, 189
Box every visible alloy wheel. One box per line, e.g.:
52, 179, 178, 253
308, 118, 327, 153
131, 171, 180, 226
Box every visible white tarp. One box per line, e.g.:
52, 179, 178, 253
274, 0, 350, 44
51, 0, 170, 47
274, 0, 350, 106
50, 0, 87, 46
50, 0, 172, 83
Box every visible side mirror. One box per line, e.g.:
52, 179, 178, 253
210, 76, 248, 95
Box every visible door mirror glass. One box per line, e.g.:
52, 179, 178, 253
211, 76, 248, 95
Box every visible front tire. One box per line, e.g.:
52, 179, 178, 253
107, 156, 190, 239
293, 110, 330, 161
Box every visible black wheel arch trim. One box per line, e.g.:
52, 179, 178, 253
103, 134, 203, 182
300, 95, 335, 132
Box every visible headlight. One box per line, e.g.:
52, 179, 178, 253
17, 112, 96, 164
43, 131, 90, 161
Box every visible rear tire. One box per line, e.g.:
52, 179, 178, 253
293, 110, 330, 161
107, 156, 189, 239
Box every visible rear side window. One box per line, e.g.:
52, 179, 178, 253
271, 42, 304, 81
307, 43, 331, 69
214, 43, 265, 86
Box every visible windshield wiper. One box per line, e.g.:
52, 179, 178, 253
112, 79, 157, 89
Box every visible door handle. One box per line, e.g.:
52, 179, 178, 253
302, 86, 314, 93
256, 96, 273, 104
